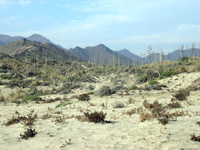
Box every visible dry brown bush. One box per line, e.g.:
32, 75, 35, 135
173, 89, 190, 101
84, 111, 106, 123
19, 127, 37, 140
140, 113, 153, 122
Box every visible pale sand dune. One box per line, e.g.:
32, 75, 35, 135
0, 72, 200, 150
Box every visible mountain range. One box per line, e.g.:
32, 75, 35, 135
68, 44, 137, 65
0, 33, 200, 65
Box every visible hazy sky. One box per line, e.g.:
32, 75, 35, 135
0, 0, 200, 55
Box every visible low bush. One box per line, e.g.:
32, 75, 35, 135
148, 80, 158, 85
94, 86, 116, 97
173, 89, 190, 101
19, 127, 37, 140
23, 95, 42, 101
77, 94, 90, 101
128, 85, 138, 90
159, 70, 178, 79
84, 111, 106, 123
190, 134, 200, 142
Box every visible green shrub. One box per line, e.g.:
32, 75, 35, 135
159, 70, 178, 79
148, 80, 158, 85
128, 86, 138, 90
23, 95, 42, 101
85, 91, 94, 95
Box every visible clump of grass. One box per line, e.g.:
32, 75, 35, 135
148, 80, 158, 85
128, 85, 138, 90
23, 95, 42, 101
77, 94, 90, 101
56, 101, 73, 108
19, 127, 37, 140
84, 111, 106, 123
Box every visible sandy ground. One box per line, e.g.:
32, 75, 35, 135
0, 72, 200, 150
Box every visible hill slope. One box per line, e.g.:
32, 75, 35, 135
117, 49, 142, 63
0, 39, 84, 62
27, 34, 52, 44
0, 34, 23, 44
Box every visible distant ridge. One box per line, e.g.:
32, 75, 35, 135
0, 39, 84, 63
0, 34, 67, 51
27, 34, 52, 44
0, 34, 23, 44
68, 44, 137, 65
117, 49, 142, 63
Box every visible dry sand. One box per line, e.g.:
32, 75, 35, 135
0, 72, 200, 150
